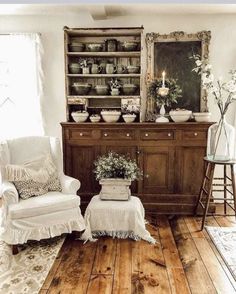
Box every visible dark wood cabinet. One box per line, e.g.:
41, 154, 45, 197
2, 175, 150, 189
61, 122, 212, 215
140, 146, 175, 195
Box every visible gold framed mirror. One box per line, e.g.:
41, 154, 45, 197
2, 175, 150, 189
145, 31, 211, 121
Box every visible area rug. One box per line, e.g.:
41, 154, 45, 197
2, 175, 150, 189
0, 236, 65, 294
206, 226, 236, 280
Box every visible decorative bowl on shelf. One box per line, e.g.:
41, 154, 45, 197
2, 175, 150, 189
69, 42, 84, 52
127, 65, 140, 74
69, 63, 82, 74
169, 109, 192, 122
71, 83, 91, 95
71, 111, 89, 123
122, 42, 138, 51
87, 43, 103, 52
101, 110, 121, 123
90, 115, 101, 123
122, 114, 136, 123
122, 84, 137, 95
95, 85, 109, 95
193, 112, 211, 122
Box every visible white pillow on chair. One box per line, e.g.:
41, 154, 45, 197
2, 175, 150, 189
2, 154, 62, 200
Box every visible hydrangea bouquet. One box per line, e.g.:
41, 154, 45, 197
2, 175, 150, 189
94, 152, 141, 181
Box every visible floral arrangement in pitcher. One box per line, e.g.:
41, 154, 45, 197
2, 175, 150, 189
109, 78, 122, 89
148, 78, 182, 107
191, 54, 236, 114
191, 54, 236, 160
78, 57, 93, 68
94, 152, 141, 181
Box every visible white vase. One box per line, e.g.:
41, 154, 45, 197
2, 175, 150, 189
207, 116, 235, 161
156, 104, 169, 123
99, 178, 131, 200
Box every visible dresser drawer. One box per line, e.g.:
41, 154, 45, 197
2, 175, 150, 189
101, 130, 135, 140
182, 130, 207, 140
140, 130, 174, 140
68, 129, 99, 140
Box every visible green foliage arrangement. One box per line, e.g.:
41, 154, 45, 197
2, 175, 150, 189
148, 78, 182, 107
94, 151, 141, 181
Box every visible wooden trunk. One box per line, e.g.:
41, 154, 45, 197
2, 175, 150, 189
61, 122, 212, 215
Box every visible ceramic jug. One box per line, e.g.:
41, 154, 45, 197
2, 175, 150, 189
106, 63, 117, 74
117, 64, 126, 74
91, 64, 102, 74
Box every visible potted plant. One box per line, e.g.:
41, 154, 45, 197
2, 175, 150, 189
109, 78, 122, 96
79, 58, 93, 74
94, 151, 141, 200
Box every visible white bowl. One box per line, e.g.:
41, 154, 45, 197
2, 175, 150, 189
169, 110, 192, 122
71, 111, 89, 123
193, 112, 211, 122
101, 111, 121, 123
122, 114, 136, 123
90, 115, 101, 123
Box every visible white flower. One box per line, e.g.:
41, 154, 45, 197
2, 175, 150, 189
196, 60, 202, 66
202, 73, 214, 85
205, 64, 212, 71
224, 80, 236, 93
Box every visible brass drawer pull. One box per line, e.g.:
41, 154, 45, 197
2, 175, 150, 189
79, 133, 83, 137
104, 133, 108, 137
168, 133, 172, 137
194, 132, 198, 136
126, 133, 130, 137
145, 133, 149, 137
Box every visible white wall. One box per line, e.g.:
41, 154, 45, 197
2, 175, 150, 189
1, 12, 236, 138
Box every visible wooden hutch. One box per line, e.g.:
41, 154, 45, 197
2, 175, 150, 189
61, 26, 212, 214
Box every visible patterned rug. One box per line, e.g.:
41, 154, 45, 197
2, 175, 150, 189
206, 226, 236, 280
0, 236, 65, 294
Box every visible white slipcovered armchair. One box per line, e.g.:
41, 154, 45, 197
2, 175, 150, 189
0, 136, 85, 251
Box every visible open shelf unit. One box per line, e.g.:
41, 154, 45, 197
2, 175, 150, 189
64, 26, 144, 122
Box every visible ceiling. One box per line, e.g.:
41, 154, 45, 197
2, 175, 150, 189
1, 4, 236, 18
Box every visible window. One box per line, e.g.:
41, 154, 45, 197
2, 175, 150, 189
0, 33, 44, 140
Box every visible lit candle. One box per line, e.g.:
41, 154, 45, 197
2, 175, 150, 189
162, 71, 166, 87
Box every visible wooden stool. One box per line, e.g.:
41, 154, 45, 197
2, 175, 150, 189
195, 157, 236, 230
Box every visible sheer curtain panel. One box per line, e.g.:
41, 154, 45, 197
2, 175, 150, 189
0, 33, 44, 140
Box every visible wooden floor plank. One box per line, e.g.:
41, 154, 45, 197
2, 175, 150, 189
92, 237, 117, 275
39, 290, 48, 294
194, 237, 236, 293
166, 267, 191, 294
184, 216, 205, 238
132, 217, 172, 293
157, 217, 190, 293
47, 239, 97, 294
170, 217, 217, 294
215, 215, 236, 227
113, 239, 132, 294
157, 217, 183, 268
87, 275, 113, 294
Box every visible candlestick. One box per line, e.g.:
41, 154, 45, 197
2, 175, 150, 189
162, 71, 166, 88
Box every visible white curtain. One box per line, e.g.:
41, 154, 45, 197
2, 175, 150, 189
0, 33, 44, 140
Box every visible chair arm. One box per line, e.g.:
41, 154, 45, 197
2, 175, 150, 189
0, 181, 19, 206
60, 174, 81, 194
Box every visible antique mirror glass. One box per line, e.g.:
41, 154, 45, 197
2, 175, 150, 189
145, 31, 211, 121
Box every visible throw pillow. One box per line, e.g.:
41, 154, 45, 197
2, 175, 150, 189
2, 155, 62, 199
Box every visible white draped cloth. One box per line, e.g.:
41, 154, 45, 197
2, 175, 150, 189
81, 195, 156, 244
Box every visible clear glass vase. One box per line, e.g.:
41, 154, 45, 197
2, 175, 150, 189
207, 116, 235, 161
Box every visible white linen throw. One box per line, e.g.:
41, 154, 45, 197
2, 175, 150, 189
81, 195, 156, 244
